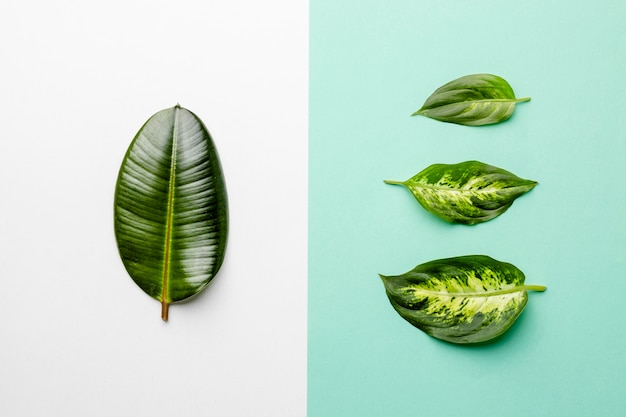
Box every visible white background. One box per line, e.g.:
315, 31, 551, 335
0, 1, 308, 415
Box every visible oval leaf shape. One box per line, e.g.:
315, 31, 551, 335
412, 74, 530, 126
379, 255, 546, 344
114, 105, 228, 321
384, 160, 537, 225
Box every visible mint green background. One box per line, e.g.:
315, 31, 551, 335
309, 1, 626, 416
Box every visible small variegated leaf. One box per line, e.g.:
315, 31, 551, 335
379, 255, 546, 344
412, 74, 530, 126
384, 160, 536, 225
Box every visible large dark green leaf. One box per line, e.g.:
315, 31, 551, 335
114, 105, 228, 321
384, 160, 536, 225
380, 255, 546, 344
412, 74, 530, 126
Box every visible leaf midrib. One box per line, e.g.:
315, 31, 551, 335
414, 97, 530, 115
161, 107, 179, 320
413, 285, 546, 298
412, 183, 507, 193
384, 180, 529, 193
425, 97, 530, 107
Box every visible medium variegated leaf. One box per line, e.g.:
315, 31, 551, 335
114, 105, 228, 321
384, 160, 536, 225
412, 74, 530, 126
379, 255, 546, 344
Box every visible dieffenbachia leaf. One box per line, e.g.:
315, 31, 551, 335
384, 160, 536, 225
114, 105, 228, 321
380, 255, 546, 344
412, 74, 530, 126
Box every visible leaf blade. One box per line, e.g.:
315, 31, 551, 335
114, 105, 228, 320
379, 255, 545, 344
385, 160, 537, 225
412, 74, 530, 126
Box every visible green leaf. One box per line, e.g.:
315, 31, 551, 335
379, 255, 546, 344
384, 160, 536, 225
114, 105, 228, 321
412, 74, 530, 126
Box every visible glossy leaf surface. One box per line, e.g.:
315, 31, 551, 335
114, 105, 228, 320
412, 74, 530, 126
384, 160, 536, 225
380, 255, 546, 344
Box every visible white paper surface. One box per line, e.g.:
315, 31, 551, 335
0, 1, 308, 416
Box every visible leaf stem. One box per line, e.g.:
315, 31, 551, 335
161, 301, 169, 321
515, 97, 531, 103
383, 179, 404, 185
523, 285, 546, 292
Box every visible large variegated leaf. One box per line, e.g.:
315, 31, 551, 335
379, 255, 546, 344
114, 105, 228, 321
412, 74, 530, 126
384, 160, 536, 225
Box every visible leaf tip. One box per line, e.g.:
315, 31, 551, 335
527, 180, 539, 190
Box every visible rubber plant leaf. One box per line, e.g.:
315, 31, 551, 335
379, 255, 546, 344
114, 105, 228, 321
412, 74, 530, 126
384, 160, 536, 225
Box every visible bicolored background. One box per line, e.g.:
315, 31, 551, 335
1, 1, 625, 416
